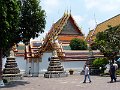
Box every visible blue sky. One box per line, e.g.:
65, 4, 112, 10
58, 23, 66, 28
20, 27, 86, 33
34, 0, 120, 40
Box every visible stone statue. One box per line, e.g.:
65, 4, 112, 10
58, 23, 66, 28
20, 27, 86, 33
53, 50, 58, 57
10, 50, 15, 57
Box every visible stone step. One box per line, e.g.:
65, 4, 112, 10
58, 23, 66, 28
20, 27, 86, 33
64, 58, 87, 61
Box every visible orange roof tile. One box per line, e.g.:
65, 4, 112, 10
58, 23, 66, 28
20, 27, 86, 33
58, 35, 84, 41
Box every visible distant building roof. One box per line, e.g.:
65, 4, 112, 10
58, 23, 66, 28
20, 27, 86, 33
91, 14, 120, 40
85, 29, 94, 42
16, 43, 25, 57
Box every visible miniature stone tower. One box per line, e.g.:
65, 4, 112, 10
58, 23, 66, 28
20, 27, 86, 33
44, 50, 67, 78
2, 50, 22, 81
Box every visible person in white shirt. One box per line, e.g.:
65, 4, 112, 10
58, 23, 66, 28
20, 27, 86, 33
83, 64, 91, 83
113, 62, 118, 80
113, 62, 118, 70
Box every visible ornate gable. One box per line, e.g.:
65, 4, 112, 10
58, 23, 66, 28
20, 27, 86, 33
57, 14, 84, 44
60, 18, 81, 35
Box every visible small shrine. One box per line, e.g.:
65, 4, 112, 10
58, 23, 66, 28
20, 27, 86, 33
2, 50, 22, 81
44, 50, 67, 78
24, 41, 42, 77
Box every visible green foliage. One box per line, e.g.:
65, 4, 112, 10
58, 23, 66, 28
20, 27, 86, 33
90, 43, 98, 50
116, 69, 120, 75
20, 0, 46, 43
69, 38, 87, 50
0, 0, 46, 80
0, 0, 46, 56
92, 58, 109, 74
3, 79, 8, 83
92, 58, 109, 68
0, 0, 20, 56
95, 25, 120, 61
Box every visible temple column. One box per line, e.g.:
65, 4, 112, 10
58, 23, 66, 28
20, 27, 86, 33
31, 58, 34, 76
37, 58, 39, 76
33, 58, 39, 77
25, 59, 29, 76
32, 58, 39, 77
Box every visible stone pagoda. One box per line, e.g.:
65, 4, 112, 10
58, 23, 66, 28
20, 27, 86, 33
44, 50, 67, 78
2, 50, 22, 81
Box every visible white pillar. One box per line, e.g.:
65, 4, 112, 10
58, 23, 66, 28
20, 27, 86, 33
31, 58, 34, 76
36, 58, 39, 76
25, 60, 29, 76
33, 58, 39, 77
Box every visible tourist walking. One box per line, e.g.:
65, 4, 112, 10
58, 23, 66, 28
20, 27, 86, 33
109, 63, 116, 83
113, 62, 118, 80
29, 67, 32, 77
83, 64, 91, 83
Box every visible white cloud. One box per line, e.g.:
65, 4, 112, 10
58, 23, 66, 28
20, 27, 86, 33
43, 0, 59, 7
88, 19, 97, 30
73, 15, 84, 25
85, 0, 120, 12
85, 0, 99, 9
41, 0, 61, 13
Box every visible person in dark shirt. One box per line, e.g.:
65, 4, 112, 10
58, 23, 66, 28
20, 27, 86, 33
109, 64, 116, 83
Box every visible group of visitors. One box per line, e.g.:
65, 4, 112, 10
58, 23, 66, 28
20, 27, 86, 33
83, 61, 118, 83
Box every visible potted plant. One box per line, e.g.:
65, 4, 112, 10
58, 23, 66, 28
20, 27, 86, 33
69, 69, 74, 75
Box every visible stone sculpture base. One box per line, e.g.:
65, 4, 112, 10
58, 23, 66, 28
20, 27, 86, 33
2, 57, 22, 81
44, 56, 68, 78
44, 71, 68, 78
2, 74, 22, 81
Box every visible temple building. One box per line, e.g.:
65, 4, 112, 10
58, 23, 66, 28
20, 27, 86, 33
38, 12, 89, 63
24, 41, 42, 76
42, 12, 85, 51
15, 43, 25, 57
38, 12, 104, 62
86, 14, 120, 42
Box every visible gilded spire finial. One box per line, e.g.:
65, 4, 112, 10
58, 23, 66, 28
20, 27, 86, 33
67, 9, 68, 14
70, 6, 71, 14
64, 9, 67, 15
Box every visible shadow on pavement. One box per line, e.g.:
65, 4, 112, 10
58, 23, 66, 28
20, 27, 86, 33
107, 79, 120, 83
1, 80, 30, 88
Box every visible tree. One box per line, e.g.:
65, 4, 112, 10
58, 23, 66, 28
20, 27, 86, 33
0, 0, 46, 83
95, 25, 120, 63
70, 38, 87, 50
92, 58, 109, 73
20, 0, 46, 43
90, 43, 98, 50
0, 0, 20, 83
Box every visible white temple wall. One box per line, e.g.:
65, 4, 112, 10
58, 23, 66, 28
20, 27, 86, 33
40, 52, 52, 73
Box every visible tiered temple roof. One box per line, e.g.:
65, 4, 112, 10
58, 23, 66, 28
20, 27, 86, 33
24, 41, 42, 61
40, 12, 85, 52
38, 13, 85, 60
15, 43, 25, 56
86, 14, 120, 42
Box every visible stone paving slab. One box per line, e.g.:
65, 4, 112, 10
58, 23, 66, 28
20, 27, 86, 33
1, 74, 120, 90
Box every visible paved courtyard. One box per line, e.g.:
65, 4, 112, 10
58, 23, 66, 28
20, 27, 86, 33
1, 74, 120, 90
